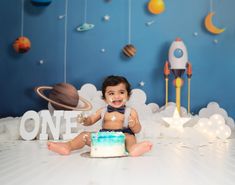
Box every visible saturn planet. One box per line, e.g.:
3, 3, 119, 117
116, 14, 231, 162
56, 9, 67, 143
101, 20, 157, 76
76, 23, 95, 32
35, 83, 92, 111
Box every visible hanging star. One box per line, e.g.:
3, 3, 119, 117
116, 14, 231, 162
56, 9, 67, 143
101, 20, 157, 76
139, 81, 145, 87
213, 39, 219, 44
162, 108, 191, 129
58, 15, 65, 19
145, 20, 155, 26
103, 15, 110, 21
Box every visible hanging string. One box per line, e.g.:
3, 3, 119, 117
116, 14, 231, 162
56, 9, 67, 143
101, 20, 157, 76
21, 0, 24, 36
210, 0, 213, 12
128, 0, 132, 44
64, 0, 68, 83
84, 0, 87, 23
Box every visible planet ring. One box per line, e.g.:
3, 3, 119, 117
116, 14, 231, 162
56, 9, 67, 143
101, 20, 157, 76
35, 86, 92, 111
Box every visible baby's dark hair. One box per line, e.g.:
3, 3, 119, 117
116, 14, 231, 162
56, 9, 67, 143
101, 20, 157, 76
102, 75, 131, 99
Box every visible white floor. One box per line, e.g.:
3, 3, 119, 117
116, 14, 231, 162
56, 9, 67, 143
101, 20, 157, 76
0, 138, 235, 185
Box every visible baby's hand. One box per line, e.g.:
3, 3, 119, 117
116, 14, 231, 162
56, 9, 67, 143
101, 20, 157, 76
77, 113, 84, 124
128, 116, 136, 128
77, 113, 88, 125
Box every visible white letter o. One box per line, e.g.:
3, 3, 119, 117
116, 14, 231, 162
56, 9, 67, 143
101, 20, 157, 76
20, 111, 40, 141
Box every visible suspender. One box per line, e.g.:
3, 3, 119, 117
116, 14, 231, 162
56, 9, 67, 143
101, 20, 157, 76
100, 106, 131, 128
123, 107, 131, 127
101, 107, 106, 121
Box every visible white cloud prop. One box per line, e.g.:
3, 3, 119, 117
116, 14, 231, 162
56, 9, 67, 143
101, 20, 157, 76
199, 102, 235, 130
0, 117, 21, 140
79, 83, 98, 100
194, 114, 231, 140
128, 89, 147, 104
147, 103, 159, 113
199, 102, 227, 118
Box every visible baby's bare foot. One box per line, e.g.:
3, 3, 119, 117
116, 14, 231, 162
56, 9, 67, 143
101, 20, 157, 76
47, 142, 71, 155
129, 141, 152, 157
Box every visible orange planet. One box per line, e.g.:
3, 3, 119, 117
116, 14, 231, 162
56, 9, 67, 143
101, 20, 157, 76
148, 0, 165, 15
122, 44, 136, 57
13, 36, 31, 53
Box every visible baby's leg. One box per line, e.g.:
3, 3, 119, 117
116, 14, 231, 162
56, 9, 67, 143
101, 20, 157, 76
47, 142, 71, 155
128, 141, 152, 157
48, 131, 91, 155
125, 134, 152, 157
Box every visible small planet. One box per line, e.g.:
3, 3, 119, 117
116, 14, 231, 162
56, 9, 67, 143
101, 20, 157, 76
122, 44, 136, 57
13, 36, 31, 53
77, 23, 95, 32
35, 83, 92, 111
31, 0, 52, 6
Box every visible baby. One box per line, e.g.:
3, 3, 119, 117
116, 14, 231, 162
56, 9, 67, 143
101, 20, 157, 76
48, 75, 152, 157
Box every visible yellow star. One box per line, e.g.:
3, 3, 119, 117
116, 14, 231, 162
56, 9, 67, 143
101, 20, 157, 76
162, 108, 191, 129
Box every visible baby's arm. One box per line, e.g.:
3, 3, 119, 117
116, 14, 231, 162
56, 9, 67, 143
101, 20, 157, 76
128, 108, 141, 133
77, 108, 103, 126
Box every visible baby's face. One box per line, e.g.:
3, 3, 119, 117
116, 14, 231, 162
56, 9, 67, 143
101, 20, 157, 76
104, 83, 129, 108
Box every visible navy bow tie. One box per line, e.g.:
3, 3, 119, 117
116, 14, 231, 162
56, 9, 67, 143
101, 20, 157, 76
107, 105, 125, 114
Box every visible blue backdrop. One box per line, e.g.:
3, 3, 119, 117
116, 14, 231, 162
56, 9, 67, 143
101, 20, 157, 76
0, 0, 234, 118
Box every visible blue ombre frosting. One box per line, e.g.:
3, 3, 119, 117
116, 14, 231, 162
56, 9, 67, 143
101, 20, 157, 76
91, 132, 125, 146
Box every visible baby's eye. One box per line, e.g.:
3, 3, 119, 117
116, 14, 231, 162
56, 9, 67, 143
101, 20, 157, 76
120, 91, 125, 94
108, 92, 114, 96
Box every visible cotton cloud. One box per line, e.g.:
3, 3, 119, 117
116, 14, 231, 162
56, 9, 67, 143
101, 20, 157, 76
194, 114, 232, 140
199, 102, 234, 130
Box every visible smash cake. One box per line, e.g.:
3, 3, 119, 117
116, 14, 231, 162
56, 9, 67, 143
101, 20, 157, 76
90, 132, 127, 157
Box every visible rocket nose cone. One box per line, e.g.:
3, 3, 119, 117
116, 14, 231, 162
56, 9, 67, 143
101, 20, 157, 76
175, 38, 182, 42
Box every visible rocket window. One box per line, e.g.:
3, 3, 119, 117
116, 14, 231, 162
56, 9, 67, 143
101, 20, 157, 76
174, 48, 183, 58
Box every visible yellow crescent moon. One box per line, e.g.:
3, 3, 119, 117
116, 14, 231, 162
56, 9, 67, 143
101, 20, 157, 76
204, 12, 225, 34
